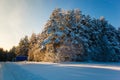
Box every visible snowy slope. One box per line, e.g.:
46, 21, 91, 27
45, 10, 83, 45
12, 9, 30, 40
0, 62, 46, 80
0, 63, 3, 80
0, 62, 120, 80
18, 62, 120, 80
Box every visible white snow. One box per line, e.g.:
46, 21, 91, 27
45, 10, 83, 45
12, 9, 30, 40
0, 63, 3, 80
18, 62, 120, 80
0, 62, 120, 80
0, 62, 46, 80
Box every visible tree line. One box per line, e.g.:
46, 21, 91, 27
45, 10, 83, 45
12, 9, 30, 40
0, 8, 120, 62
0, 47, 16, 61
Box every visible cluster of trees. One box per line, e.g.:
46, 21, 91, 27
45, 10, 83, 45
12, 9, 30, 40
1, 8, 120, 62
0, 47, 16, 61
38, 8, 120, 62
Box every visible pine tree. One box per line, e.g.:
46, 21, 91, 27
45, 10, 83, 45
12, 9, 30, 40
16, 36, 29, 56
15, 8, 120, 62
28, 33, 37, 61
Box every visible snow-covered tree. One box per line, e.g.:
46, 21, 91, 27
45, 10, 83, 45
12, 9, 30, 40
23, 8, 120, 62
28, 33, 38, 61
16, 36, 29, 56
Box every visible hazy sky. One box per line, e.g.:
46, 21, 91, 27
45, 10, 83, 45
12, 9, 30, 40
0, 0, 120, 50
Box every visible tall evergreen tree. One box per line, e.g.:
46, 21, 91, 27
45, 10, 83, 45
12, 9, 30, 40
16, 36, 29, 56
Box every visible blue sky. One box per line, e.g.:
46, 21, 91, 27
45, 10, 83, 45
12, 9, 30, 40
0, 0, 120, 50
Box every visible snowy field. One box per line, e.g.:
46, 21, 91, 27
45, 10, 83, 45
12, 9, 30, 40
0, 62, 120, 80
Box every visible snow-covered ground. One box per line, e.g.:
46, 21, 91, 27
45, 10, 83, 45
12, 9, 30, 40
0, 62, 120, 80
0, 62, 46, 80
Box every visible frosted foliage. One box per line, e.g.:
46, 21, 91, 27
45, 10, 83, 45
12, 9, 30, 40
28, 8, 120, 62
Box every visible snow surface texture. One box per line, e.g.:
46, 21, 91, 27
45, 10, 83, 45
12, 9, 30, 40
0, 62, 120, 80
0, 63, 3, 80
13, 62, 120, 80
0, 62, 46, 80
21, 62, 120, 80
